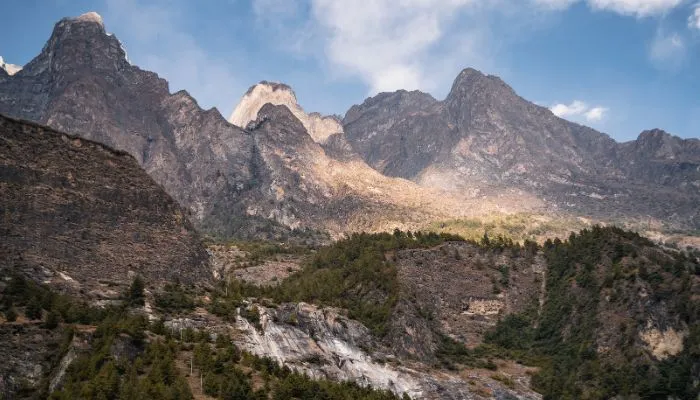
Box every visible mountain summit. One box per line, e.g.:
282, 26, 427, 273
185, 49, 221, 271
229, 81, 343, 144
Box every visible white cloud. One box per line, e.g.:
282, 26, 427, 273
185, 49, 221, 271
249, 0, 690, 97
587, 0, 684, 17
307, 0, 488, 94
95, 0, 691, 116
103, 0, 241, 113
649, 30, 686, 70
550, 100, 609, 122
584, 106, 609, 121
551, 100, 589, 117
533, 0, 684, 16
689, 3, 700, 29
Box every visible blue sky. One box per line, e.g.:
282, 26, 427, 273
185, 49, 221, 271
1, 0, 698, 141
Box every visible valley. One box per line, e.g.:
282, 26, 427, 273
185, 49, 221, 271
0, 10, 699, 400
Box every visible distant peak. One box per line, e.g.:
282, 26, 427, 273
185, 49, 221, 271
446, 66, 516, 105
230, 81, 342, 143
451, 67, 507, 89
638, 128, 670, 138
72, 11, 104, 26
635, 129, 679, 147
258, 102, 293, 116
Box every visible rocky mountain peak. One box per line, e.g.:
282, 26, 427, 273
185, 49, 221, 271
448, 67, 513, 95
19, 11, 128, 78
632, 129, 700, 161
245, 80, 295, 96
445, 67, 518, 118
230, 81, 342, 144
637, 128, 673, 142
254, 103, 315, 143
343, 89, 437, 126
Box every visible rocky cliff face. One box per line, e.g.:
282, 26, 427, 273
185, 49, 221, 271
389, 242, 546, 358
620, 129, 700, 188
343, 68, 700, 231
0, 114, 210, 295
0, 13, 280, 239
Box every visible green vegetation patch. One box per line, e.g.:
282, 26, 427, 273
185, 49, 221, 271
484, 226, 700, 400
209, 230, 464, 337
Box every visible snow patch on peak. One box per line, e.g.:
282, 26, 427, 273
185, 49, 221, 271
75, 11, 104, 26
229, 81, 343, 144
0, 56, 22, 76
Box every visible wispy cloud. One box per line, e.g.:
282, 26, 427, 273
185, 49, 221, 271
307, 0, 490, 94
689, 3, 700, 29
584, 106, 609, 122
534, 0, 684, 15
97, 0, 693, 119
551, 100, 609, 122
586, 0, 684, 17
103, 0, 241, 113
249, 0, 692, 97
532, 0, 580, 10
649, 30, 686, 70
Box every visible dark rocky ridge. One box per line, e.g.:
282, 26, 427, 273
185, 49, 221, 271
343, 68, 700, 230
0, 113, 210, 293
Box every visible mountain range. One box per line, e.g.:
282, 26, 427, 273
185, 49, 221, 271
0, 11, 698, 241
1, 12, 699, 400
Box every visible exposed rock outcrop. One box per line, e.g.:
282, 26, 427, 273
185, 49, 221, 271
389, 242, 545, 356
231, 302, 541, 400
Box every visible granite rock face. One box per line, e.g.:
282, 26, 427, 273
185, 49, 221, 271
233, 302, 542, 400
0, 114, 210, 293
343, 68, 700, 230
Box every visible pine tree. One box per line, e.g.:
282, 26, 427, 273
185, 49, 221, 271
127, 276, 145, 307
26, 297, 43, 320
5, 307, 17, 322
